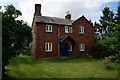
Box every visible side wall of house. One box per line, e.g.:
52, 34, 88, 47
31, 22, 36, 57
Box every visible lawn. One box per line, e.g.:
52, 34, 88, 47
5, 54, 118, 78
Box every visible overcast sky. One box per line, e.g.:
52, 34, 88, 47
1, 0, 119, 26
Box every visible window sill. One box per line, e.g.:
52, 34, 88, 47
80, 50, 85, 52
46, 31, 52, 33
65, 33, 72, 34
65, 32, 69, 33
79, 33, 84, 34
45, 51, 52, 53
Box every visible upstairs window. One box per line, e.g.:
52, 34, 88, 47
79, 26, 84, 34
69, 27, 73, 33
68, 45, 72, 51
80, 43, 85, 51
45, 42, 52, 52
46, 25, 52, 32
65, 26, 73, 33
65, 26, 69, 33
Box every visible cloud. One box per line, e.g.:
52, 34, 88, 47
15, 0, 118, 26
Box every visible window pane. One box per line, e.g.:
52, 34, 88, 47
49, 25, 51, 31
46, 25, 48, 31
79, 26, 84, 34
46, 25, 52, 32
46, 43, 48, 51
65, 26, 68, 33
69, 45, 72, 51
69, 27, 72, 33
80, 43, 85, 51
82, 27, 84, 33
82, 44, 84, 50
80, 44, 82, 50
45, 42, 52, 51
49, 43, 51, 50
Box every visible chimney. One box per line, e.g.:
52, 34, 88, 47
65, 11, 71, 20
34, 4, 42, 16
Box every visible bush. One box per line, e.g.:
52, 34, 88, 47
103, 57, 117, 70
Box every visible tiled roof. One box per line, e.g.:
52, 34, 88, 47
34, 16, 74, 26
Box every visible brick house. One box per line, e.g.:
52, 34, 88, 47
31, 4, 94, 59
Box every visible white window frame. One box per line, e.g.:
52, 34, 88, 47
79, 26, 84, 34
45, 42, 52, 52
69, 27, 73, 33
80, 43, 85, 51
65, 26, 69, 33
69, 45, 72, 51
46, 25, 52, 32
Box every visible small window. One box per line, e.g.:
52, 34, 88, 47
46, 25, 52, 32
69, 45, 72, 51
65, 26, 69, 33
45, 42, 52, 52
69, 27, 72, 33
80, 43, 85, 51
79, 26, 84, 34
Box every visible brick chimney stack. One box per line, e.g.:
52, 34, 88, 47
34, 4, 42, 16
65, 11, 71, 20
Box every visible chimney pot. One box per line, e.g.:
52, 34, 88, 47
65, 11, 71, 20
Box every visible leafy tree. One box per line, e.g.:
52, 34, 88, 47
2, 4, 32, 79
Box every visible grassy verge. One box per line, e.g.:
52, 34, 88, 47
5, 54, 118, 78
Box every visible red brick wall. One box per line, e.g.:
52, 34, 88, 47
72, 17, 94, 56
34, 24, 58, 58
32, 16, 94, 58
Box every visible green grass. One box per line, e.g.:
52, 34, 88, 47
5, 54, 118, 78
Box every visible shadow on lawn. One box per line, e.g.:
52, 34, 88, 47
9, 55, 40, 66
9, 55, 100, 67
43, 56, 99, 63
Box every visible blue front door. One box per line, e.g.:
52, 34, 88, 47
62, 43, 68, 57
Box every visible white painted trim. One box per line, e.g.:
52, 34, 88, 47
80, 43, 85, 51
69, 45, 72, 51
79, 26, 84, 34
45, 42, 52, 51
65, 26, 69, 33
46, 25, 52, 32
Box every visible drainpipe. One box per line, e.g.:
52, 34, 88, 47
58, 24, 60, 57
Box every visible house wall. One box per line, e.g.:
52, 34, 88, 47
31, 22, 36, 57
32, 17, 94, 58
34, 24, 58, 59
72, 17, 94, 56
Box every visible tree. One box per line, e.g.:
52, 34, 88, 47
109, 5, 120, 64
97, 6, 114, 39
93, 2, 120, 62
2, 4, 32, 79
115, 5, 120, 24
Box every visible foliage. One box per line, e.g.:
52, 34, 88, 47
103, 57, 117, 70
5, 55, 118, 78
109, 24, 120, 64
93, 2, 120, 63
2, 4, 32, 78
94, 6, 115, 39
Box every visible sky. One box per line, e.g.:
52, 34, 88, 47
0, 0, 119, 26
